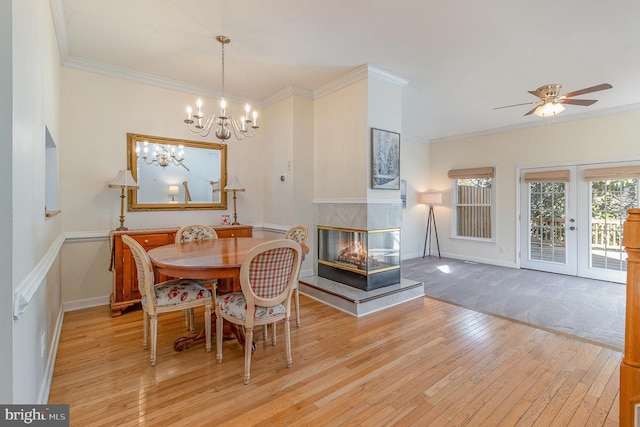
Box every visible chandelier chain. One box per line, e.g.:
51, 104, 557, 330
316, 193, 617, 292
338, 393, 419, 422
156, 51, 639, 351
183, 35, 260, 141
221, 40, 225, 100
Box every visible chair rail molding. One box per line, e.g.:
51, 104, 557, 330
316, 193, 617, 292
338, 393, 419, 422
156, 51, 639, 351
13, 234, 65, 319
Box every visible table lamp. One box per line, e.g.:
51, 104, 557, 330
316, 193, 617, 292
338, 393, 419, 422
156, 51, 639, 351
418, 192, 442, 258
168, 185, 179, 203
224, 176, 245, 225
108, 169, 139, 231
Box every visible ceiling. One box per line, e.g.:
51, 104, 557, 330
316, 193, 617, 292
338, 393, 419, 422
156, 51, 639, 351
55, 0, 640, 143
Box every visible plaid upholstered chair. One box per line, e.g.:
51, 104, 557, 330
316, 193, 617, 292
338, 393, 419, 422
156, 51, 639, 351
175, 224, 218, 332
215, 239, 302, 384
122, 235, 212, 366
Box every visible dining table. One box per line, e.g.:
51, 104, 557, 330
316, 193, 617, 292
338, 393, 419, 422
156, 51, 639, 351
146, 237, 307, 352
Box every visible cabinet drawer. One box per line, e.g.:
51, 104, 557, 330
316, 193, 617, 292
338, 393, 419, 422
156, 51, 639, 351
131, 233, 173, 248
216, 228, 252, 238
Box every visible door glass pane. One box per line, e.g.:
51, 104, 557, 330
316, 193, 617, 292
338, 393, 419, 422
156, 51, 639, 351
590, 179, 638, 271
529, 182, 566, 263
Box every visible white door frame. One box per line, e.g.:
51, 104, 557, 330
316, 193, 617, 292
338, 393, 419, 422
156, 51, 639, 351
519, 166, 578, 275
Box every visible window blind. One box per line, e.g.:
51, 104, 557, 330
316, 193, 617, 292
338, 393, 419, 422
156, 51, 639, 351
523, 169, 570, 183
584, 166, 640, 181
447, 167, 495, 179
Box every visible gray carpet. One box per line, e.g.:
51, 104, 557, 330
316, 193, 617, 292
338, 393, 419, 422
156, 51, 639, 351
401, 256, 626, 351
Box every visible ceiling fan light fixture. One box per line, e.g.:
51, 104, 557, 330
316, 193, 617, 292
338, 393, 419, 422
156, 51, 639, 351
533, 102, 566, 117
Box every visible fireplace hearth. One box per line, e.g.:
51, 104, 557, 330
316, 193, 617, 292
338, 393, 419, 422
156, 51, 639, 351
317, 226, 400, 291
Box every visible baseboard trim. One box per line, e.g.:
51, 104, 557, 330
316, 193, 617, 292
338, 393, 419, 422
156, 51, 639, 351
63, 296, 110, 312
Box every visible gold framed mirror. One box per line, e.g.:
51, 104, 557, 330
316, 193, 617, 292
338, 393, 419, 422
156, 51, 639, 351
126, 133, 227, 211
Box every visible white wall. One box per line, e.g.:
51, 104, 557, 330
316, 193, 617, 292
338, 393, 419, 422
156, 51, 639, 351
367, 75, 403, 201
429, 110, 640, 266
261, 96, 295, 226
314, 80, 369, 200
0, 0, 13, 404
9, 0, 63, 403
401, 137, 431, 259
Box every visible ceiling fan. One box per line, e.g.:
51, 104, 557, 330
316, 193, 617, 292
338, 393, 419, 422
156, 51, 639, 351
494, 83, 613, 117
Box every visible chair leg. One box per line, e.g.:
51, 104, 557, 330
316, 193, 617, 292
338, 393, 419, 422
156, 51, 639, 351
263, 324, 268, 341
150, 314, 158, 366
285, 318, 292, 368
271, 322, 277, 346
204, 304, 212, 352
216, 313, 223, 363
143, 311, 149, 350
294, 286, 301, 327
183, 309, 189, 330
244, 327, 254, 385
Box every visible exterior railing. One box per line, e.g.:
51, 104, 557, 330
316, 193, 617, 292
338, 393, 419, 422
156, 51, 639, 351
530, 217, 624, 251
592, 218, 623, 250
530, 217, 565, 243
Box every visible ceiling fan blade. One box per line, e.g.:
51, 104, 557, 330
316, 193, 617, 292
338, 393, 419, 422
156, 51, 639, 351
563, 83, 612, 98
559, 98, 598, 106
524, 106, 539, 116
493, 101, 538, 110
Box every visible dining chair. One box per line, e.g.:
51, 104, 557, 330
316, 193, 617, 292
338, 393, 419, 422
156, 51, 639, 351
176, 224, 218, 242
175, 224, 218, 332
263, 224, 308, 341
284, 225, 308, 328
215, 239, 302, 385
122, 235, 212, 366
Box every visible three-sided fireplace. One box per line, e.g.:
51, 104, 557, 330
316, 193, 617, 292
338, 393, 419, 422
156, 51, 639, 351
317, 226, 400, 291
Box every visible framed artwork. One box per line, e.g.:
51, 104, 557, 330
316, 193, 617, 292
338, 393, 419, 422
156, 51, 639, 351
400, 180, 407, 208
371, 128, 400, 189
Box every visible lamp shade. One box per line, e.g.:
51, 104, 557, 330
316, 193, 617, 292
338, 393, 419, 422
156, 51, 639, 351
168, 185, 179, 195
224, 176, 245, 192
418, 192, 442, 205
533, 102, 566, 117
108, 169, 139, 189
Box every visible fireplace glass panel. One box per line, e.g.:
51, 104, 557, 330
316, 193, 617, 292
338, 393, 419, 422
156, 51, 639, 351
317, 226, 400, 275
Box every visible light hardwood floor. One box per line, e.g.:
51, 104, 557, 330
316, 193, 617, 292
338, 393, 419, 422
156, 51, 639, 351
49, 296, 621, 426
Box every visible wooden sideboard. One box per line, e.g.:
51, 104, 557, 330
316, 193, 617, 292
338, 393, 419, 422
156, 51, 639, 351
110, 225, 253, 316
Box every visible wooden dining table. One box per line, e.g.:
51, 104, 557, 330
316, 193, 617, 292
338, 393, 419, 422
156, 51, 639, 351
147, 237, 307, 352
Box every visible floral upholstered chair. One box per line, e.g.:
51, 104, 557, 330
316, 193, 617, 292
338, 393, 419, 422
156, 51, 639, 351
215, 239, 302, 384
175, 224, 219, 332
176, 224, 218, 242
122, 235, 212, 366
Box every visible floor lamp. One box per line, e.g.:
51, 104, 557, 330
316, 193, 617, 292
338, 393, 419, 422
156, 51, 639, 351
419, 192, 442, 258
108, 169, 139, 231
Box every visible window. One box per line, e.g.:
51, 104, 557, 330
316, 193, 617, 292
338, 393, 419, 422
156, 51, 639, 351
449, 167, 495, 240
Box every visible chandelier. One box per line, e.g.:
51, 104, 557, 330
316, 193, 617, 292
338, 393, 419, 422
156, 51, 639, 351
184, 36, 259, 140
135, 141, 189, 170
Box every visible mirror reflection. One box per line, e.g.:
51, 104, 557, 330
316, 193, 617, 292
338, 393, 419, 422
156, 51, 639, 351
127, 133, 227, 211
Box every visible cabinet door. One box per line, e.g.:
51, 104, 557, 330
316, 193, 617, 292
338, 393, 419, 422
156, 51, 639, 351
122, 232, 175, 301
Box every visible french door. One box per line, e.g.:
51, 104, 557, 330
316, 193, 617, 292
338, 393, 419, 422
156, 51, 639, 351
520, 163, 639, 283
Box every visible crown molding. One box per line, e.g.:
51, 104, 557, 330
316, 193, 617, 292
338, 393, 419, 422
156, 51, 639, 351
260, 85, 314, 109
313, 65, 408, 100
367, 65, 409, 87
50, 0, 69, 60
